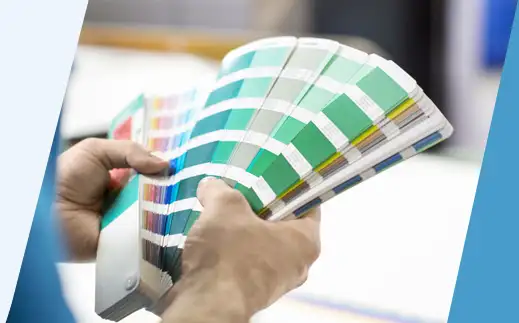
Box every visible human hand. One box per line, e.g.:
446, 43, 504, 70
161, 177, 321, 323
56, 138, 169, 261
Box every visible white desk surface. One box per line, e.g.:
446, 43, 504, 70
59, 154, 480, 323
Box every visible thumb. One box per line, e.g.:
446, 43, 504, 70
279, 207, 321, 262
196, 177, 254, 218
77, 138, 169, 175
285, 206, 321, 240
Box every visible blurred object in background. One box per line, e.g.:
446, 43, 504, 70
84, 0, 311, 34
483, 0, 517, 69
77, 26, 388, 64
445, 0, 516, 161
85, 0, 251, 30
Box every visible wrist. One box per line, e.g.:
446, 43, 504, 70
161, 268, 251, 323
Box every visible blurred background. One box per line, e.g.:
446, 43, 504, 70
58, 0, 517, 322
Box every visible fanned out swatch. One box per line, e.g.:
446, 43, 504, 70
95, 37, 453, 321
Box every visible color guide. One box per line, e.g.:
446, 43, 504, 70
95, 36, 453, 322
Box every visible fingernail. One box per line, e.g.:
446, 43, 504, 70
147, 150, 166, 160
200, 176, 217, 185
196, 176, 218, 201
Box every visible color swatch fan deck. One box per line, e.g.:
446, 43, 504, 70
94, 37, 453, 321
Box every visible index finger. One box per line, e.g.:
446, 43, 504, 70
78, 138, 169, 174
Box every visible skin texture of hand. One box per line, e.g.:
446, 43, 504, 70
56, 138, 169, 261
161, 177, 321, 323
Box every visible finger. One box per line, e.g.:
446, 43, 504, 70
59, 208, 101, 261
196, 176, 220, 207
281, 207, 321, 260
79, 138, 169, 174
196, 177, 252, 216
292, 206, 321, 236
299, 206, 321, 223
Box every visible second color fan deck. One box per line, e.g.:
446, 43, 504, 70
94, 37, 453, 321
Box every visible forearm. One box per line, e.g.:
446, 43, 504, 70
161, 270, 252, 323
